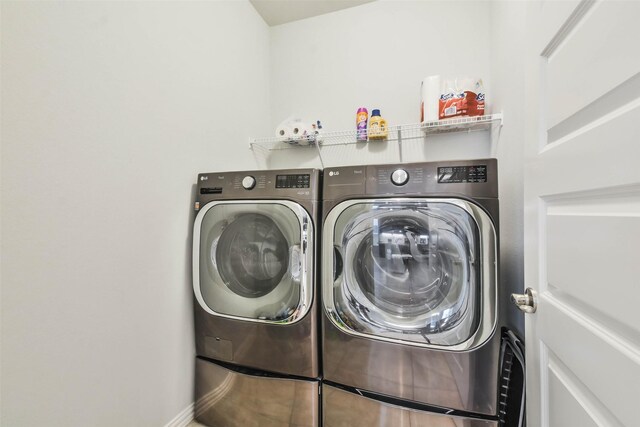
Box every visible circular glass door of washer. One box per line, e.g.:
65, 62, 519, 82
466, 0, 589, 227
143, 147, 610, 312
332, 201, 481, 346
198, 203, 304, 322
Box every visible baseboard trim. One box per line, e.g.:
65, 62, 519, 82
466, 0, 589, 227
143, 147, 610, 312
164, 402, 194, 427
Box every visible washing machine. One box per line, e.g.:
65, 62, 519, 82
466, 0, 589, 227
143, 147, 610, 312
321, 159, 504, 426
192, 168, 320, 427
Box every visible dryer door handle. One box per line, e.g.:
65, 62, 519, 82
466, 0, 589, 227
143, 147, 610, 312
333, 247, 343, 281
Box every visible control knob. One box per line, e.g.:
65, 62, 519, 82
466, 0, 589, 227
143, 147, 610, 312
242, 175, 256, 190
391, 169, 409, 186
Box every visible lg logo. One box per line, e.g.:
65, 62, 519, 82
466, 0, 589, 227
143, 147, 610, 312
200, 176, 208, 181
328, 171, 340, 177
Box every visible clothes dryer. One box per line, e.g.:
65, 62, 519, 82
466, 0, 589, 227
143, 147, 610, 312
193, 169, 320, 427
322, 160, 503, 426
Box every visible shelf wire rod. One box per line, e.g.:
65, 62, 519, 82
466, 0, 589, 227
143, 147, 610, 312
314, 140, 324, 169
397, 125, 403, 163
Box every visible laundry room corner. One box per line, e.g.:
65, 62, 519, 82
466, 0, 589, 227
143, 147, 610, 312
489, 0, 527, 335
264, 0, 493, 170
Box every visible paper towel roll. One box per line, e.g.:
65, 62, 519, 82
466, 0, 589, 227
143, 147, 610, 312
421, 75, 440, 123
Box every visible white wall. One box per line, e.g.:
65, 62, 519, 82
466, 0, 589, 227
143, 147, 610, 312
490, 0, 526, 335
0, 1, 270, 426
265, 0, 493, 169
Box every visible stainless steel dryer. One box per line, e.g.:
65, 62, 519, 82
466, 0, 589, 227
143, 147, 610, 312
321, 160, 502, 426
193, 169, 320, 427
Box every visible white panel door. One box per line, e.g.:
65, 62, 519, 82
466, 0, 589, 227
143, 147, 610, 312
524, 1, 640, 426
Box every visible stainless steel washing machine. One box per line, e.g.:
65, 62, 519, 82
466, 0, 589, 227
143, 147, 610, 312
192, 168, 320, 427
321, 160, 502, 426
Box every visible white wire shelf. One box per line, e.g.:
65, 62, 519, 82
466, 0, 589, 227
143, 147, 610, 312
421, 113, 503, 134
249, 113, 503, 152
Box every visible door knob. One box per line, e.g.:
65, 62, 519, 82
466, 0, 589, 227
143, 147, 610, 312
511, 287, 537, 313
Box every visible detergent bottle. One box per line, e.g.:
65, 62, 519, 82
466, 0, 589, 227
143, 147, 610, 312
356, 108, 368, 141
368, 109, 388, 140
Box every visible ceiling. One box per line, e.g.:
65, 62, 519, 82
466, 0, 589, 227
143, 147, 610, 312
249, 0, 376, 26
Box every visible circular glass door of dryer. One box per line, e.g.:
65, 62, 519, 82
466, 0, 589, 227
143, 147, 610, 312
324, 199, 496, 349
193, 201, 313, 324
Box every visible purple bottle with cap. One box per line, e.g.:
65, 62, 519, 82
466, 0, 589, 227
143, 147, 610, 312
356, 108, 368, 141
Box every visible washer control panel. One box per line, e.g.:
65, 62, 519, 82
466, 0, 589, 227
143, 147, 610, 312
391, 169, 409, 186
196, 169, 318, 203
